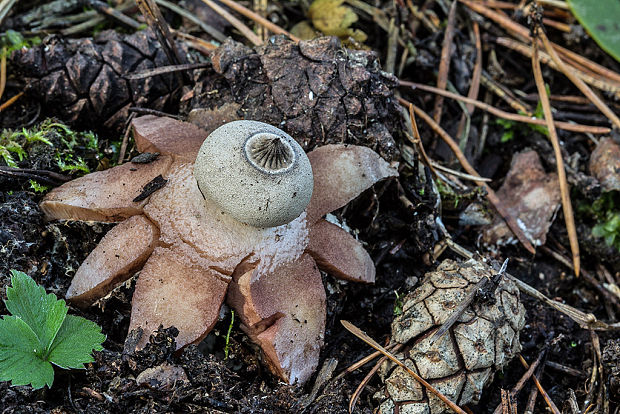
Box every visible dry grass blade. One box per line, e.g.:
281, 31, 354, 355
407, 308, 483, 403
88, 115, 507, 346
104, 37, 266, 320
433, 0, 457, 125
519, 355, 561, 414
407, 103, 439, 178
399, 97, 537, 254
155, 0, 227, 43
459, 0, 620, 85
0, 91, 23, 112
539, 30, 620, 130
456, 21, 483, 140
136, 0, 186, 66
0, 48, 5, 101
530, 35, 580, 276
340, 320, 468, 414
492, 351, 546, 414
200, 0, 262, 46
494, 36, 620, 96
399, 81, 611, 134
349, 353, 390, 413
217, 0, 300, 42
480, 72, 532, 115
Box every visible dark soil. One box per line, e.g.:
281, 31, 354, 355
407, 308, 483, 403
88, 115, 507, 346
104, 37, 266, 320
1, 1, 619, 413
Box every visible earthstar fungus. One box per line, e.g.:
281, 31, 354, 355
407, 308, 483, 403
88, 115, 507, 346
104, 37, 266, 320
40, 115, 398, 384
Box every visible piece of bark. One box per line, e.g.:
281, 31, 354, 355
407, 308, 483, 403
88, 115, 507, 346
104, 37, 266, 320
227, 253, 326, 385
305, 144, 398, 224
589, 137, 620, 192
67, 215, 160, 307
306, 219, 375, 283
132, 116, 208, 161
40, 155, 173, 222
128, 245, 230, 350
482, 150, 561, 247
187, 102, 241, 135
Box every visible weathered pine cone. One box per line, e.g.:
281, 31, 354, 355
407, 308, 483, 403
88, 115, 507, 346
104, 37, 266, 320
376, 259, 526, 414
186, 36, 401, 161
12, 30, 185, 132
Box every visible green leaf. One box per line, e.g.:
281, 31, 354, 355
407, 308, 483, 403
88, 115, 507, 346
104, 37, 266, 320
5, 270, 68, 352
0, 271, 106, 389
567, 0, 620, 63
0, 316, 54, 389
47, 315, 105, 369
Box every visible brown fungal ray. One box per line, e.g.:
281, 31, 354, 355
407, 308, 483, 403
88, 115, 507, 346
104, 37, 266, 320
129, 245, 231, 350
227, 254, 326, 385
305, 144, 398, 224
306, 219, 375, 283
67, 215, 160, 307
132, 115, 208, 161
40, 155, 173, 222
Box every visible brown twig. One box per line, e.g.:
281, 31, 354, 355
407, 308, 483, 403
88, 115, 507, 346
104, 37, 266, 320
155, 0, 227, 43
456, 21, 483, 141
83, 0, 142, 29
0, 91, 23, 112
216, 0, 300, 42
399, 97, 537, 254
531, 32, 580, 276
200, 0, 262, 46
341, 320, 468, 414
459, 0, 620, 85
0, 47, 5, 101
406, 103, 439, 178
492, 351, 547, 414
348, 352, 392, 413
433, 0, 457, 125
480, 71, 532, 115
399, 81, 610, 134
519, 355, 561, 414
494, 36, 620, 96
539, 30, 620, 130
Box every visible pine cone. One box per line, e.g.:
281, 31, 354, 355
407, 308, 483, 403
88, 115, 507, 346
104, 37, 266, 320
186, 36, 401, 161
12, 30, 185, 133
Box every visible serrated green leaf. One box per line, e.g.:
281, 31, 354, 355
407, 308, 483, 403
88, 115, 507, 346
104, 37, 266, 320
567, 0, 620, 63
1, 271, 106, 389
5, 270, 68, 352
47, 315, 105, 369
0, 316, 54, 389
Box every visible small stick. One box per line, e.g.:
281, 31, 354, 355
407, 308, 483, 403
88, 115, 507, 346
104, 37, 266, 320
399, 81, 611, 134
456, 22, 483, 141
539, 30, 620, 130
0, 91, 23, 112
216, 0, 300, 42
334, 342, 402, 380
125, 62, 211, 80
459, 0, 620, 85
349, 353, 390, 413
83, 0, 141, 29
341, 320, 468, 414
406, 103, 439, 179
200, 0, 262, 46
531, 30, 580, 276
433, 0, 457, 125
400, 98, 537, 254
519, 355, 561, 414
155, 0, 227, 43
0, 47, 6, 101
492, 351, 546, 414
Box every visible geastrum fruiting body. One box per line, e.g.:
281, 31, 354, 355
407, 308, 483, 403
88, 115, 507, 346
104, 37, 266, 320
40, 115, 397, 384
375, 259, 526, 414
